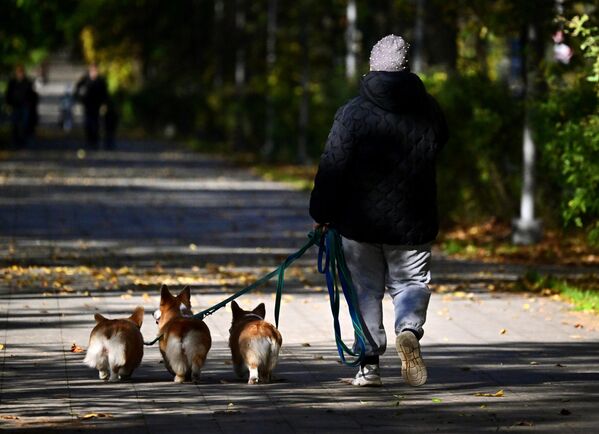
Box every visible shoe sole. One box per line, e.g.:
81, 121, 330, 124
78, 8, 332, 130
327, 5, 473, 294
396, 332, 427, 386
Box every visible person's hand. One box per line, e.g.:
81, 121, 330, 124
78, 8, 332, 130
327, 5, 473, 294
313, 222, 330, 232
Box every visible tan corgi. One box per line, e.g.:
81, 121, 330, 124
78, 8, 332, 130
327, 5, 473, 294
83, 306, 144, 381
154, 285, 211, 383
229, 301, 282, 384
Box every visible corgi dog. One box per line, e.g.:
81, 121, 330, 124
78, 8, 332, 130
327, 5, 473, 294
83, 306, 144, 381
229, 301, 282, 384
154, 285, 211, 383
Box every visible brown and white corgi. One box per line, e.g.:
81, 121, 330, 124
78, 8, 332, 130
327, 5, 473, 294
154, 285, 211, 383
229, 301, 282, 384
83, 306, 144, 381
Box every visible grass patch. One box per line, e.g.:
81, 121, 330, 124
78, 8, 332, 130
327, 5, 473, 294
517, 270, 599, 313
252, 164, 317, 191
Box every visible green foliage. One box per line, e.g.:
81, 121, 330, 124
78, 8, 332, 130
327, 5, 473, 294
520, 270, 599, 313
568, 14, 599, 86
533, 14, 599, 245
423, 72, 522, 224
0, 0, 78, 72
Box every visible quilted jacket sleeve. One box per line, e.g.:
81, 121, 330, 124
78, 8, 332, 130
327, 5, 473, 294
309, 106, 355, 224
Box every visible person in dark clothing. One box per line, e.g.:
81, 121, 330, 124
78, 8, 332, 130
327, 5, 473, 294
75, 63, 108, 149
5, 65, 37, 148
310, 35, 448, 387
103, 98, 119, 150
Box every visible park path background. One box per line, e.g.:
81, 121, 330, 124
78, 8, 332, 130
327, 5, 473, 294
0, 140, 598, 433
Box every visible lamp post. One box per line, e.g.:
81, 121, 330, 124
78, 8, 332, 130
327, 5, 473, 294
512, 23, 542, 245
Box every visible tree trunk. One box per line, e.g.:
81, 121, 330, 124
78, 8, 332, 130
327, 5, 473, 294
234, 0, 246, 151
213, 0, 224, 87
412, 0, 425, 73
297, 7, 310, 164
345, 0, 357, 80
262, 0, 277, 159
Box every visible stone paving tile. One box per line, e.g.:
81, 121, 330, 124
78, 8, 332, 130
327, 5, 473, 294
1, 143, 598, 433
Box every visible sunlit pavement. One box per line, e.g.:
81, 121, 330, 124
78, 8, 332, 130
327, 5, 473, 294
1, 142, 598, 433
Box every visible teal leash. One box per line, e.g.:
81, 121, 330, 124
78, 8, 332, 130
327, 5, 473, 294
144, 230, 320, 346
144, 228, 378, 367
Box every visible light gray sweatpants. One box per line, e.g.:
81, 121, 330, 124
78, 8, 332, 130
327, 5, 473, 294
342, 237, 432, 356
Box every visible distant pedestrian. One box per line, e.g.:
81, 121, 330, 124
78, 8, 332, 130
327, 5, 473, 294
5, 65, 37, 148
310, 35, 449, 387
75, 63, 108, 149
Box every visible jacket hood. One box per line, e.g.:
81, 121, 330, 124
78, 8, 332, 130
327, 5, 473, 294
360, 71, 428, 113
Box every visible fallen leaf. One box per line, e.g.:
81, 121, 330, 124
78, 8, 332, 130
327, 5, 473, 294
0, 415, 19, 420
431, 398, 443, 403
70, 343, 84, 353
574, 323, 584, 329
189, 243, 198, 251
0, 344, 4, 350
499, 328, 507, 335
529, 361, 539, 365
142, 293, 152, 301
475, 389, 504, 397
301, 342, 311, 347
513, 420, 534, 427
82, 413, 112, 420
120, 294, 132, 299
522, 303, 531, 310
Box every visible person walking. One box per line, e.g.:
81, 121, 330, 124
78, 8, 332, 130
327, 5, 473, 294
5, 65, 37, 148
75, 63, 108, 149
309, 35, 448, 387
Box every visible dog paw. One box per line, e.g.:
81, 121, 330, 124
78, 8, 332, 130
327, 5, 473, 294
248, 376, 259, 385
98, 370, 109, 381
174, 375, 186, 383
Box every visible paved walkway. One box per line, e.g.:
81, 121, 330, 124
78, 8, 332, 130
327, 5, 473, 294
1, 141, 598, 433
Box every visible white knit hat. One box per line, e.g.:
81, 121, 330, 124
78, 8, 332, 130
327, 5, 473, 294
369, 35, 409, 72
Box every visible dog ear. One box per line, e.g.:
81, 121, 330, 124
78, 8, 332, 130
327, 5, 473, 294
160, 284, 172, 304
231, 300, 244, 319
129, 306, 144, 328
177, 286, 191, 307
253, 303, 266, 319
94, 313, 107, 323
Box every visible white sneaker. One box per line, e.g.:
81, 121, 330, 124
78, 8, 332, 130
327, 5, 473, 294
351, 364, 382, 387
396, 331, 427, 386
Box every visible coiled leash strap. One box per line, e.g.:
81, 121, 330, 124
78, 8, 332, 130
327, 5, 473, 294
317, 228, 376, 366
145, 227, 378, 367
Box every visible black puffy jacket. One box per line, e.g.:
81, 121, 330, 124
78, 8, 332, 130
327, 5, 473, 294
309, 71, 448, 245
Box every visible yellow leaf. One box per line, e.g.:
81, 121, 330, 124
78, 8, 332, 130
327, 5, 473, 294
0, 343, 4, 350
120, 294, 132, 299
475, 389, 504, 397
82, 413, 112, 420
70, 343, 85, 353
499, 328, 507, 335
